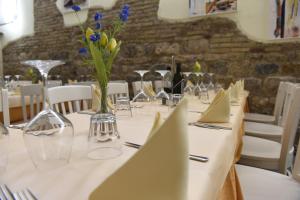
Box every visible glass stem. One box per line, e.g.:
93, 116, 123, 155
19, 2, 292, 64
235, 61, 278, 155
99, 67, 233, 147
42, 74, 49, 110
140, 74, 144, 91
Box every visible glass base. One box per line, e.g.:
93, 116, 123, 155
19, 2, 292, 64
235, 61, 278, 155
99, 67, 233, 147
87, 146, 122, 160
132, 90, 150, 102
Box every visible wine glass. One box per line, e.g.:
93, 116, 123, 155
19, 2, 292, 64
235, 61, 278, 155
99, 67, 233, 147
155, 70, 170, 100
182, 72, 193, 95
132, 70, 150, 102
207, 73, 215, 91
0, 123, 9, 173
21, 60, 74, 170
4, 75, 11, 90
193, 72, 202, 95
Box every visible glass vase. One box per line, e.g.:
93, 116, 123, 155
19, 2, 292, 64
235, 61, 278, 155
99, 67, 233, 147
88, 82, 122, 160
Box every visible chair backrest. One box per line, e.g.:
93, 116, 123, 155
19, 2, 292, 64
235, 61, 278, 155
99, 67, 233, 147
68, 81, 95, 86
274, 82, 291, 125
47, 80, 62, 88
132, 81, 153, 96
20, 84, 43, 122
293, 136, 300, 182
107, 82, 129, 104
0, 89, 10, 126
279, 84, 300, 174
48, 85, 92, 115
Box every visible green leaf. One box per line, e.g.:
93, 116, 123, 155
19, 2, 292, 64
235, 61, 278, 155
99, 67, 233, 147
89, 42, 107, 86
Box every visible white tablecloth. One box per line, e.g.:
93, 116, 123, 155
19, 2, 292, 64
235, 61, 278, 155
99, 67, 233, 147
1, 94, 247, 200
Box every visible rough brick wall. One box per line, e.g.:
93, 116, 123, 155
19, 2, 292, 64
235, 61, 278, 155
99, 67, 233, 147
3, 0, 300, 113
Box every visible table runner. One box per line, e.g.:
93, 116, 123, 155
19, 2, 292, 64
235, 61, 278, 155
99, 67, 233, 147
1, 92, 248, 200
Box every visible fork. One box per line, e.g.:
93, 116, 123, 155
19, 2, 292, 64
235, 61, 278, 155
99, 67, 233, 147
13, 189, 38, 200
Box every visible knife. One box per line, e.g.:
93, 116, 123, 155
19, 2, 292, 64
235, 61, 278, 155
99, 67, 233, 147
125, 142, 209, 163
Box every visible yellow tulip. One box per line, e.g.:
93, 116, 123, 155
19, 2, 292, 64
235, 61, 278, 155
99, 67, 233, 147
100, 32, 108, 46
108, 38, 117, 51
85, 27, 94, 41
194, 61, 201, 72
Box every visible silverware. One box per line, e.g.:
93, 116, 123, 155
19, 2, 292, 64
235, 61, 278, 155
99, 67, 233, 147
0, 185, 14, 200
188, 122, 232, 130
14, 189, 38, 200
125, 142, 209, 163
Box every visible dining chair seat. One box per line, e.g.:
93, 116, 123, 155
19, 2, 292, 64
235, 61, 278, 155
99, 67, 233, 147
244, 113, 275, 124
245, 121, 283, 142
236, 164, 300, 200
239, 135, 282, 171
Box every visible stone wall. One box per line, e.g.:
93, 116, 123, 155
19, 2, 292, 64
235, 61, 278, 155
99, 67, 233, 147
2, 0, 300, 114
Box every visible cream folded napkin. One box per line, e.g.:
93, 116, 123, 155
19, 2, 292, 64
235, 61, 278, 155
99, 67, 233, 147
89, 99, 189, 200
91, 84, 115, 112
229, 82, 240, 103
68, 79, 78, 84
199, 89, 231, 123
143, 82, 156, 97
187, 80, 194, 87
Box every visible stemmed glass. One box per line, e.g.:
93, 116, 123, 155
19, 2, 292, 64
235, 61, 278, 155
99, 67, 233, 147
4, 75, 11, 90
21, 60, 74, 170
193, 72, 202, 95
155, 70, 170, 100
182, 72, 193, 95
15, 75, 21, 88
207, 73, 215, 91
132, 70, 150, 102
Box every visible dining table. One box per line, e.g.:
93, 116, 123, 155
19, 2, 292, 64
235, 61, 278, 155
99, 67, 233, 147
1, 91, 248, 200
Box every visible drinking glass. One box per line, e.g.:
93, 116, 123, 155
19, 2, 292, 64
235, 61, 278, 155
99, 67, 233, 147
193, 72, 202, 95
132, 70, 150, 102
199, 87, 210, 104
21, 60, 74, 170
155, 70, 170, 100
4, 75, 11, 90
88, 113, 122, 160
0, 123, 9, 173
115, 96, 132, 117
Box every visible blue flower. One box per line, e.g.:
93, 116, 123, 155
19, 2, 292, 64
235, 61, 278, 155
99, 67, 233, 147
71, 5, 81, 12
90, 33, 101, 42
94, 12, 103, 21
119, 4, 130, 22
79, 47, 88, 55
95, 22, 101, 30
123, 4, 130, 11
119, 13, 128, 22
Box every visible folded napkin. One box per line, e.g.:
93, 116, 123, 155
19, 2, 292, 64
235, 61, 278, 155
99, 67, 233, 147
91, 84, 115, 112
237, 80, 244, 96
89, 99, 189, 200
229, 82, 239, 103
68, 79, 78, 84
187, 80, 194, 87
143, 82, 156, 97
199, 89, 231, 123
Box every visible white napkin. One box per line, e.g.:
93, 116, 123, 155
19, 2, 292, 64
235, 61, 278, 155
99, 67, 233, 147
89, 99, 189, 200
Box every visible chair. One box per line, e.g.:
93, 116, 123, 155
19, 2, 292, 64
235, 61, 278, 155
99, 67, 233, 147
47, 80, 62, 88
244, 82, 288, 124
132, 81, 153, 97
107, 82, 129, 104
0, 89, 10, 126
20, 84, 43, 122
239, 84, 300, 174
236, 136, 300, 200
244, 82, 293, 142
47, 85, 92, 115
